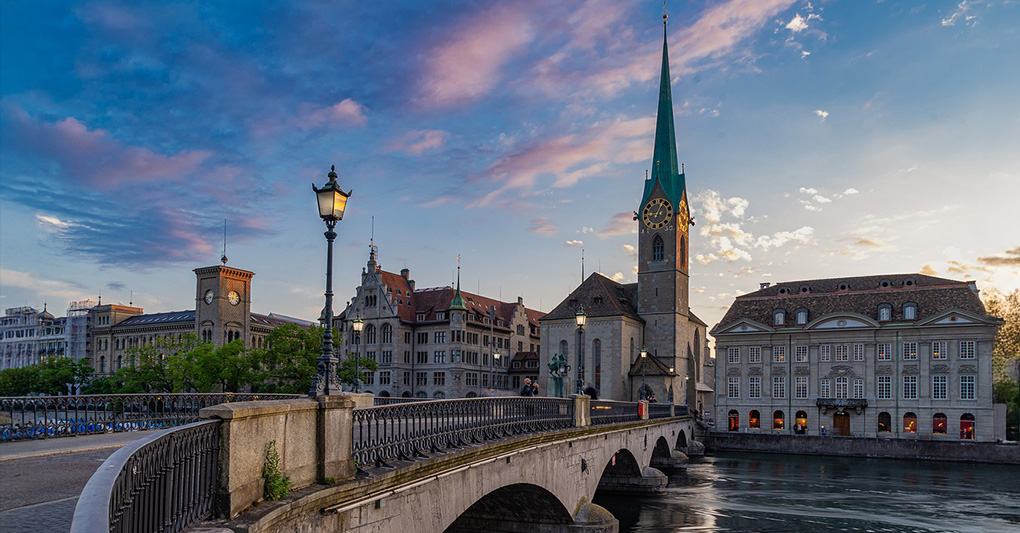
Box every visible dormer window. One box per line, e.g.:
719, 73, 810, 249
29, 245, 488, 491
903, 303, 917, 320
778, 287, 789, 295
799, 285, 810, 294
879, 279, 892, 289
838, 283, 850, 291
795, 309, 808, 325
878, 304, 892, 322
904, 278, 915, 287
773, 309, 786, 326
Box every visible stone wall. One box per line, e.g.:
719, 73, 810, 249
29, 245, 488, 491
706, 431, 1020, 464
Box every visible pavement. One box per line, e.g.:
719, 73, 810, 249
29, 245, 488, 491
0, 431, 159, 533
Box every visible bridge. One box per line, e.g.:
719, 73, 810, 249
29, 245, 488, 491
67, 395, 697, 533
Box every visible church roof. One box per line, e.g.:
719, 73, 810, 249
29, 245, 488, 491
640, 18, 686, 208
628, 351, 674, 377
713, 273, 991, 333
541, 273, 641, 322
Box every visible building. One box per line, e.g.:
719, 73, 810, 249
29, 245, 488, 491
711, 274, 1002, 441
337, 247, 544, 398
89, 262, 298, 376
539, 19, 714, 409
1, 306, 62, 369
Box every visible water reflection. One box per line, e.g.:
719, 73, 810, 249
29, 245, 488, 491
593, 452, 1020, 532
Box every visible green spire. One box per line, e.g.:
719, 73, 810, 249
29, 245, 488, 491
450, 258, 467, 311
641, 16, 686, 208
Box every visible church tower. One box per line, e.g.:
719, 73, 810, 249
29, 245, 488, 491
194, 264, 253, 347
637, 14, 692, 370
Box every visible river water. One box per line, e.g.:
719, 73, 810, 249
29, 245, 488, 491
593, 452, 1020, 532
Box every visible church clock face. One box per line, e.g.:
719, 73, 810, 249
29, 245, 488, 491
678, 198, 689, 234
228, 291, 240, 305
642, 198, 673, 229
204, 290, 214, 305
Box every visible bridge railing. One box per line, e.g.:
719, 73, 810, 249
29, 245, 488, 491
648, 403, 674, 419
352, 396, 574, 468
372, 396, 436, 406
71, 419, 220, 533
0, 393, 302, 441
590, 400, 641, 425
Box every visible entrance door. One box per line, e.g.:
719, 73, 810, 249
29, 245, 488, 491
833, 412, 851, 436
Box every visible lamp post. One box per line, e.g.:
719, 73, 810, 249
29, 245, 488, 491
491, 349, 500, 395
489, 305, 496, 395
639, 348, 648, 401
685, 373, 690, 412
351, 315, 364, 393
575, 306, 586, 395
668, 366, 675, 403
310, 165, 352, 397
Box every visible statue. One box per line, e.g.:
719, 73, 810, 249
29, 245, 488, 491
548, 353, 570, 398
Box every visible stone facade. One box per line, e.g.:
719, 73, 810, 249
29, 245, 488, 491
0, 306, 62, 369
711, 274, 1002, 442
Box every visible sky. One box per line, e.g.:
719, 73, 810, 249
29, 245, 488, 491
2, 0, 1019, 345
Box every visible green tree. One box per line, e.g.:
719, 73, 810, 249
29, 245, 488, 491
0, 358, 93, 396
0, 366, 40, 396
196, 340, 252, 392
993, 379, 1019, 441
249, 324, 322, 393
339, 353, 379, 389
119, 335, 202, 392
984, 289, 1020, 382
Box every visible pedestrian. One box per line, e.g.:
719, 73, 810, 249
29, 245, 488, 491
583, 383, 597, 399
520, 378, 537, 397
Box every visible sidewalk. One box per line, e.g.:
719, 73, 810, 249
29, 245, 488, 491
0, 430, 160, 462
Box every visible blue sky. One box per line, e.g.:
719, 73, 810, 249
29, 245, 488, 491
2, 0, 1018, 337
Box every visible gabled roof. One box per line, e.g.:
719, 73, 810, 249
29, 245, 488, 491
541, 273, 641, 322
628, 352, 674, 377
377, 270, 416, 322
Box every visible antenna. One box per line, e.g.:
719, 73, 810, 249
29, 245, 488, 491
220, 219, 228, 264
581, 248, 585, 282
129, 290, 133, 306
370, 216, 375, 246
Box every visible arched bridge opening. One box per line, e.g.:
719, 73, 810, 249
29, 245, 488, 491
445, 483, 573, 533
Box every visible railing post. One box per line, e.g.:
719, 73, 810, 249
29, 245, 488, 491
639, 400, 649, 420
573, 395, 590, 427
317, 395, 357, 482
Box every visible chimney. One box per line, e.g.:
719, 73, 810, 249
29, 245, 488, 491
401, 268, 410, 280
408, 279, 416, 292
518, 296, 523, 305
760, 282, 771, 290
967, 281, 978, 294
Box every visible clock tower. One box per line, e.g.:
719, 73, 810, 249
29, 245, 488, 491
637, 14, 692, 376
194, 264, 253, 347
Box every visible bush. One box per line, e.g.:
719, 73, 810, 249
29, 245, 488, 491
262, 440, 290, 501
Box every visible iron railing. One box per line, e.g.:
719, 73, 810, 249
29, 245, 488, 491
1, 393, 302, 441
648, 403, 674, 419
590, 400, 641, 425
371, 396, 437, 406
71, 419, 220, 533
352, 396, 574, 468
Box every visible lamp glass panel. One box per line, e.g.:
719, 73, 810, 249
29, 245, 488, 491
332, 191, 348, 220
316, 189, 334, 218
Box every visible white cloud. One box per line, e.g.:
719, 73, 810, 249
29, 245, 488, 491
786, 13, 809, 33
622, 244, 637, 257
815, 109, 829, 121
717, 237, 753, 262
0, 268, 90, 303
696, 190, 749, 224
609, 272, 625, 282
799, 187, 817, 195
800, 200, 822, 212
579, 226, 594, 234
800, 51, 811, 59
755, 226, 815, 250
696, 253, 719, 265
942, 1, 977, 27
812, 194, 832, 204
843, 188, 859, 195
565, 240, 583, 247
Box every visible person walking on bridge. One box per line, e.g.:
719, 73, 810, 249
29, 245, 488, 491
520, 378, 538, 397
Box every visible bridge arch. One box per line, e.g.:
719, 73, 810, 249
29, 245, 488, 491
676, 429, 688, 450
446, 483, 572, 532
600, 448, 642, 479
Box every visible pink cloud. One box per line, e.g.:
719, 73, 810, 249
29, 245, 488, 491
674, 0, 796, 72
599, 212, 635, 237
4, 107, 210, 190
419, 5, 535, 107
387, 129, 450, 155
529, 217, 559, 235
298, 98, 367, 129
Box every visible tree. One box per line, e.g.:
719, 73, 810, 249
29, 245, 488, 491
0, 358, 93, 396
984, 289, 1020, 382
993, 379, 1019, 441
119, 335, 202, 392
339, 354, 379, 389
249, 324, 321, 393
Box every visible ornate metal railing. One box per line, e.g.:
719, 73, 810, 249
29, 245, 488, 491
352, 397, 574, 468
71, 420, 220, 533
0, 393, 302, 441
648, 403, 674, 419
372, 396, 437, 406
590, 400, 641, 425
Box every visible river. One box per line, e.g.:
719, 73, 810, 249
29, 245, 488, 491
593, 452, 1020, 532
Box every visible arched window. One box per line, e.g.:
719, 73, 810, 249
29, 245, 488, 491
773, 410, 785, 430
381, 324, 392, 344
795, 309, 808, 325
795, 411, 808, 434
749, 410, 760, 429
559, 340, 568, 357
117, 355, 122, 370
99, 356, 106, 374
878, 304, 892, 322
593, 339, 602, 391
680, 236, 686, 266
365, 324, 376, 344
415, 390, 427, 398
903, 302, 917, 320
728, 410, 740, 432
652, 235, 664, 262
878, 412, 891, 433
835, 376, 849, 399
903, 412, 918, 434
773, 309, 786, 326
433, 391, 446, 399
960, 413, 975, 440
933, 413, 947, 434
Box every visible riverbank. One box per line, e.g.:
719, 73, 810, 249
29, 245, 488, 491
705, 431, 1020, 464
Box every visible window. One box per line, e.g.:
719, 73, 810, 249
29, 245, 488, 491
795, 346, 808, 363
405, 331, 412, 343
433, 351, 446, 364
820, 379, 831, 398
748, 377, 761, 399
434, 372, 446, 386
773, 410, 784, 430
381, 324, 392, 344
853, 378, 864, 399
878, 305, 892, 321
728, 347, 740, 364
931, 341, 947, 360
773, 310, 786, 326
835, 376, 848, 399
819, 345, 831, 362
366, 351, 376, 362
835, 344, 849, 361
933, 413, 947, 434
795, 309, 808, 325
378, 371, 391, 385
749, 346, 762, 364
878, 376, 892, 399
773, 376, 786, 399
381, 351, 392, 364
960, 414, 975, 439
903, 342, 918, 361
465, 372, 478, 386
853, 344, 864, 362
404, 351, 411, 364
436, 312, 446, 320
403, 372, 411, 386
959, 341, 975, 359
434, 331, 446, 344
365, 324, 376, 344
932, 375, 947, 400
878, 412, 891, 433
795, 411, 808, 433
903, 376, 918, 399
416, 351, 428, 364
727, 377, 740, 398
960, 375, 975, 400
903, 303, 917, 320
417, 332, 428, 344
652, 235, 664, 262
903, 412, 918, 433
877, 343, 891, 361
363, 372, 374, 385
416, 372, 427, 386
749, 410, 761, 429
795, 376, 808, 399
728, 410, 739, 432
772, 346, 786, 363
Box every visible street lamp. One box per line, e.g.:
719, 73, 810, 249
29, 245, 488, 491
639, 348, 648, 401
491, 349, 500, 394
668, 366, 675, 403
310, 165, 352, 397
575, 306, 586, 395
351, 315, 364, 393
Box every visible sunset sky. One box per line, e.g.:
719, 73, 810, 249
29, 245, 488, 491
2, 0, 1018, 341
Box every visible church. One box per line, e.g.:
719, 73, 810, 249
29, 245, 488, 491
539, 17, 714, 413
